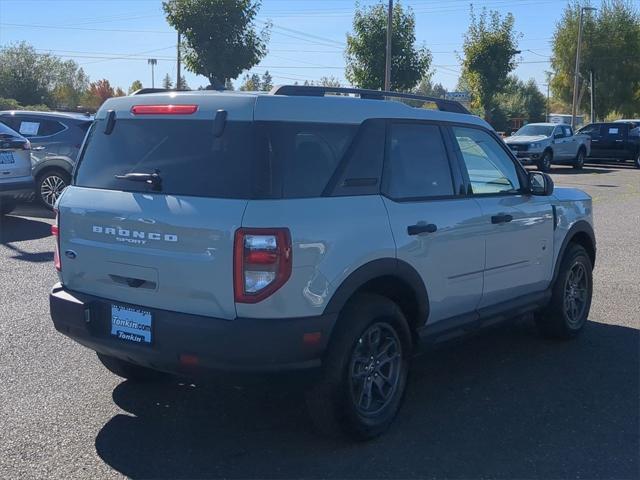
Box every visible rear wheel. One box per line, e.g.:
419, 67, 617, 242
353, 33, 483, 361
0, 198, 17, 216
573, 148, 585, 169
37, 169, 70, 210
97, 353, 167, 382
305, 293, 412, 440
538, 150, 552, 172
536, 244, 593, 339
634, 152, 640, 169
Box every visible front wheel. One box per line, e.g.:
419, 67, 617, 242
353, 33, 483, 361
538, 150, 552, 172
573, 148, 585, 169
535, 244, 593, 339
305, 294, 412, 440
37, 169, 70, 210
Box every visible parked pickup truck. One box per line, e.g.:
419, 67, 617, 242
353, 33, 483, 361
505, 123, 591, 172
577, 122, 640, 169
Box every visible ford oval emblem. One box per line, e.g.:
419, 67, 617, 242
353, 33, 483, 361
64, 250, 77, 260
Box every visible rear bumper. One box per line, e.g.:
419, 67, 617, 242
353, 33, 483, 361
49, 283, 337, 374
0, 176, 34, 197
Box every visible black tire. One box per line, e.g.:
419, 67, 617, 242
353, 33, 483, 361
36, 169, 71, 210
97, 353, 167, 382
634, 152, 640, 169
573, 148, 586, 169
538, 150, 552, 172
535, 244, 593, 339
305, 293, 412, 440
0, 198, 17, 216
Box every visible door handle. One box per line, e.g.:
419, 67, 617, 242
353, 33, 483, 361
615, 140, 623, 142
32, 146, 46, 151
491, 214, 513, 224
407, 223, 437, 235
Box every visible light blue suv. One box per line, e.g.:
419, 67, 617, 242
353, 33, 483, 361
49, 86, 596, 439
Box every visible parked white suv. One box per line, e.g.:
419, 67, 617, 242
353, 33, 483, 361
50, 86, 596, 439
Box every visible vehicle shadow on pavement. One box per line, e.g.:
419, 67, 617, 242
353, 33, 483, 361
549, 167, 617, 175
95, 320, 639, 480
0, 215, 52, 244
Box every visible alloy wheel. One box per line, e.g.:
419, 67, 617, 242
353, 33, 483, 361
563, 261, 588, 327
40, 174, 67, 208
349, 322, 402, 417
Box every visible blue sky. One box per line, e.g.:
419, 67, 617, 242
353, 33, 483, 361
0, 0, 565, 93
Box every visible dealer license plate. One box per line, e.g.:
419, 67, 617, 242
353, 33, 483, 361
111, 304, 152, 344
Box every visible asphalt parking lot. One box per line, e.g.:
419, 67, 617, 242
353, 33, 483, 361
0, 164, 638, 479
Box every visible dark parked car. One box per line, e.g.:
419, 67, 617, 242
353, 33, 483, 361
0, 122, 34, 216
577, 122, 640, 168
0, 111, 92, 208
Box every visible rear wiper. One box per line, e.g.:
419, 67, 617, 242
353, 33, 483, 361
115, 169, 162, 192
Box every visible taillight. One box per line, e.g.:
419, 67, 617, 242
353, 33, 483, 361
131, 104, 198, 115
234, 228, 292, 303
52, 208, 61, 271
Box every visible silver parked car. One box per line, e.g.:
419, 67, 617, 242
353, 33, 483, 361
505, 123, 591, 171
0, 111, 92, 209
0, 122, 34, 216
49, 86, 596, 439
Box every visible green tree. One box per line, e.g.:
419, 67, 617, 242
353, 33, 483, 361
239, 73, 261, 91
128, 80, 143, 94
261, 71, 273, 91
498, 76, 546, 122
550, 0, 640, 118
0, 42, 90, 109
415, 76, 447, 98
319, 76, 342, 87
346, 2, 431, 91
460, 7, 520, 122
177, 77, 190, 90
224, 78, 235, 90
163, 0, 270, 89
162, 73, 173, 89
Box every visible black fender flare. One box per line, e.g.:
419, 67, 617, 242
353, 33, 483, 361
552, 220, 596, 283
323, 258, 429, 323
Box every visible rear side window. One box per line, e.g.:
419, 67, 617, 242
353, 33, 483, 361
604, 125, 624, 138
76, 119, 256, 199
259, 122, 357, 198
383, 123, 454, 199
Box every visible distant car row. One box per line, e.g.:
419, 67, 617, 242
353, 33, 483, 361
505, 120, 640, 171
0, 111, 91, 213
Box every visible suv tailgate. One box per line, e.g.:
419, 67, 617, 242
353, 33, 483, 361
58, 187, 245, 319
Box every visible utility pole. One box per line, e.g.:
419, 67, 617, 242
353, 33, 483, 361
546, 83, 550, 121
384, 0, 393, 91
589, 69, 595, 123
176, 32, 181, 91
147, 58, 157, 88
571, 7, 596, 129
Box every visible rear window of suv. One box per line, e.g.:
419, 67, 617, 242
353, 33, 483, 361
75, 118, 360, 199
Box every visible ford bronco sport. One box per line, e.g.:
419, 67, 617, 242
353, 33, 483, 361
49, 86, 596, 440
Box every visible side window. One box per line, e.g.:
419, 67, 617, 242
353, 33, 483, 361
452, 126, 521, 195
0, 117, 22, 133
579, 124, 601, 136
563, 126, 573, 137
329, 119, 385, 196
604, 125, 623, 138
383, 123, 454, 200
16, 118, 41, 137
553, 127, 564, 138
37, 120, 66, 136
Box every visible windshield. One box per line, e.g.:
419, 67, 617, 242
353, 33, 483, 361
513, 125, 554, 137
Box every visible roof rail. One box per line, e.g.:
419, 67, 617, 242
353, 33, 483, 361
270, 85, 471, 115
130, 88, 172, 96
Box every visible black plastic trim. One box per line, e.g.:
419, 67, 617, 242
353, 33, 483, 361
323, 258, 429, 325
551, 220, 596, 283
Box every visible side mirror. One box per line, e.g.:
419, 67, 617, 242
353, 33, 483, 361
529, 171, 554, 196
